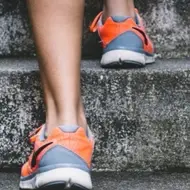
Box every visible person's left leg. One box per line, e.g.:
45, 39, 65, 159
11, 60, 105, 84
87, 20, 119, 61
103, 0, 135, 22
28, 0, 85, 134
20, 1, 94, 190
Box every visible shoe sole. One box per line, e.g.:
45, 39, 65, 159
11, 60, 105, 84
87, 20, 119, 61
40, 182, 89, 190
19, 168, 92, 190
101, 50, 155, 68
20, 183, 89, 190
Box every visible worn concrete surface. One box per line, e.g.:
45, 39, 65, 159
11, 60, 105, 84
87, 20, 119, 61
0, 0, 189, 58
0, 171, 190, 190
1, 58, 190, 171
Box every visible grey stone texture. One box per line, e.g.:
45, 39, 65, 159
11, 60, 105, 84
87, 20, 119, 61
1, 58, 190, 171
1, 171, 190, 190
0, 0, 189, 58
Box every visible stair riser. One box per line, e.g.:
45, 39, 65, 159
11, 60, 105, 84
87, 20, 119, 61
1, 59, 190, 171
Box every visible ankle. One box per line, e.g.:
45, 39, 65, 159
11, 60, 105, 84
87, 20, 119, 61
45, 113, 78, 135
78, 113, 88, 129
103, 1, 136, 23
57, 112, 78, 126
78, 100, 88, 129
45, 103, 87, 135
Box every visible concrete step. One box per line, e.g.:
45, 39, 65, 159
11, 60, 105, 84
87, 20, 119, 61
1, 58, 190, 171
0, 0, 190, 59
1, 171, 190, 190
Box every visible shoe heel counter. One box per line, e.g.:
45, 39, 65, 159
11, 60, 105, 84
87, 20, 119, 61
103, 31, 144, 54
39, 145, 90, 172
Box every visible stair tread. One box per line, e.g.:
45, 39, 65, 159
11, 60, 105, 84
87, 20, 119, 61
0, 58, 189, 72
1, 172, 190, 190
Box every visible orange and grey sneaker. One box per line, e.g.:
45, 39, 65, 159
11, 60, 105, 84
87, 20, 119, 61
20, 125, 94, 190
90, 9, 155, 68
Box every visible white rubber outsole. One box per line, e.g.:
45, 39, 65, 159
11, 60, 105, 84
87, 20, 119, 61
101, 50, 155, 66
19, 168, 92, 190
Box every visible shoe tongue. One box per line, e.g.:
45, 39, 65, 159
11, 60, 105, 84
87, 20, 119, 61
59, 125, 80, 133
39, 125, 80, 140
59, 125, 91, 139
111, 15, 139, 25
135, 14, 140, 25
111, 16, 130, 23
39, 125, 47, 141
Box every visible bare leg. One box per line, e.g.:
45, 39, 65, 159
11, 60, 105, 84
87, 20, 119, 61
103, 0, 135, 21
27, 0, 87, 134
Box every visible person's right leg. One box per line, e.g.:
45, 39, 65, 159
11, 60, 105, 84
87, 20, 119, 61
90, 0, 155, 68
20, 1, 94, 190
103, 0, 135, 22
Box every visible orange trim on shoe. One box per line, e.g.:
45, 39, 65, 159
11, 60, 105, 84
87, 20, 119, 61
90, 11, 103, 32
29, 125, 43, 144
90, 9, 154, 55
21, 126, 94, 178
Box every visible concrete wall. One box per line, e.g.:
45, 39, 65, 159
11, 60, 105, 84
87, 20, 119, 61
0, 0, 189, 58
